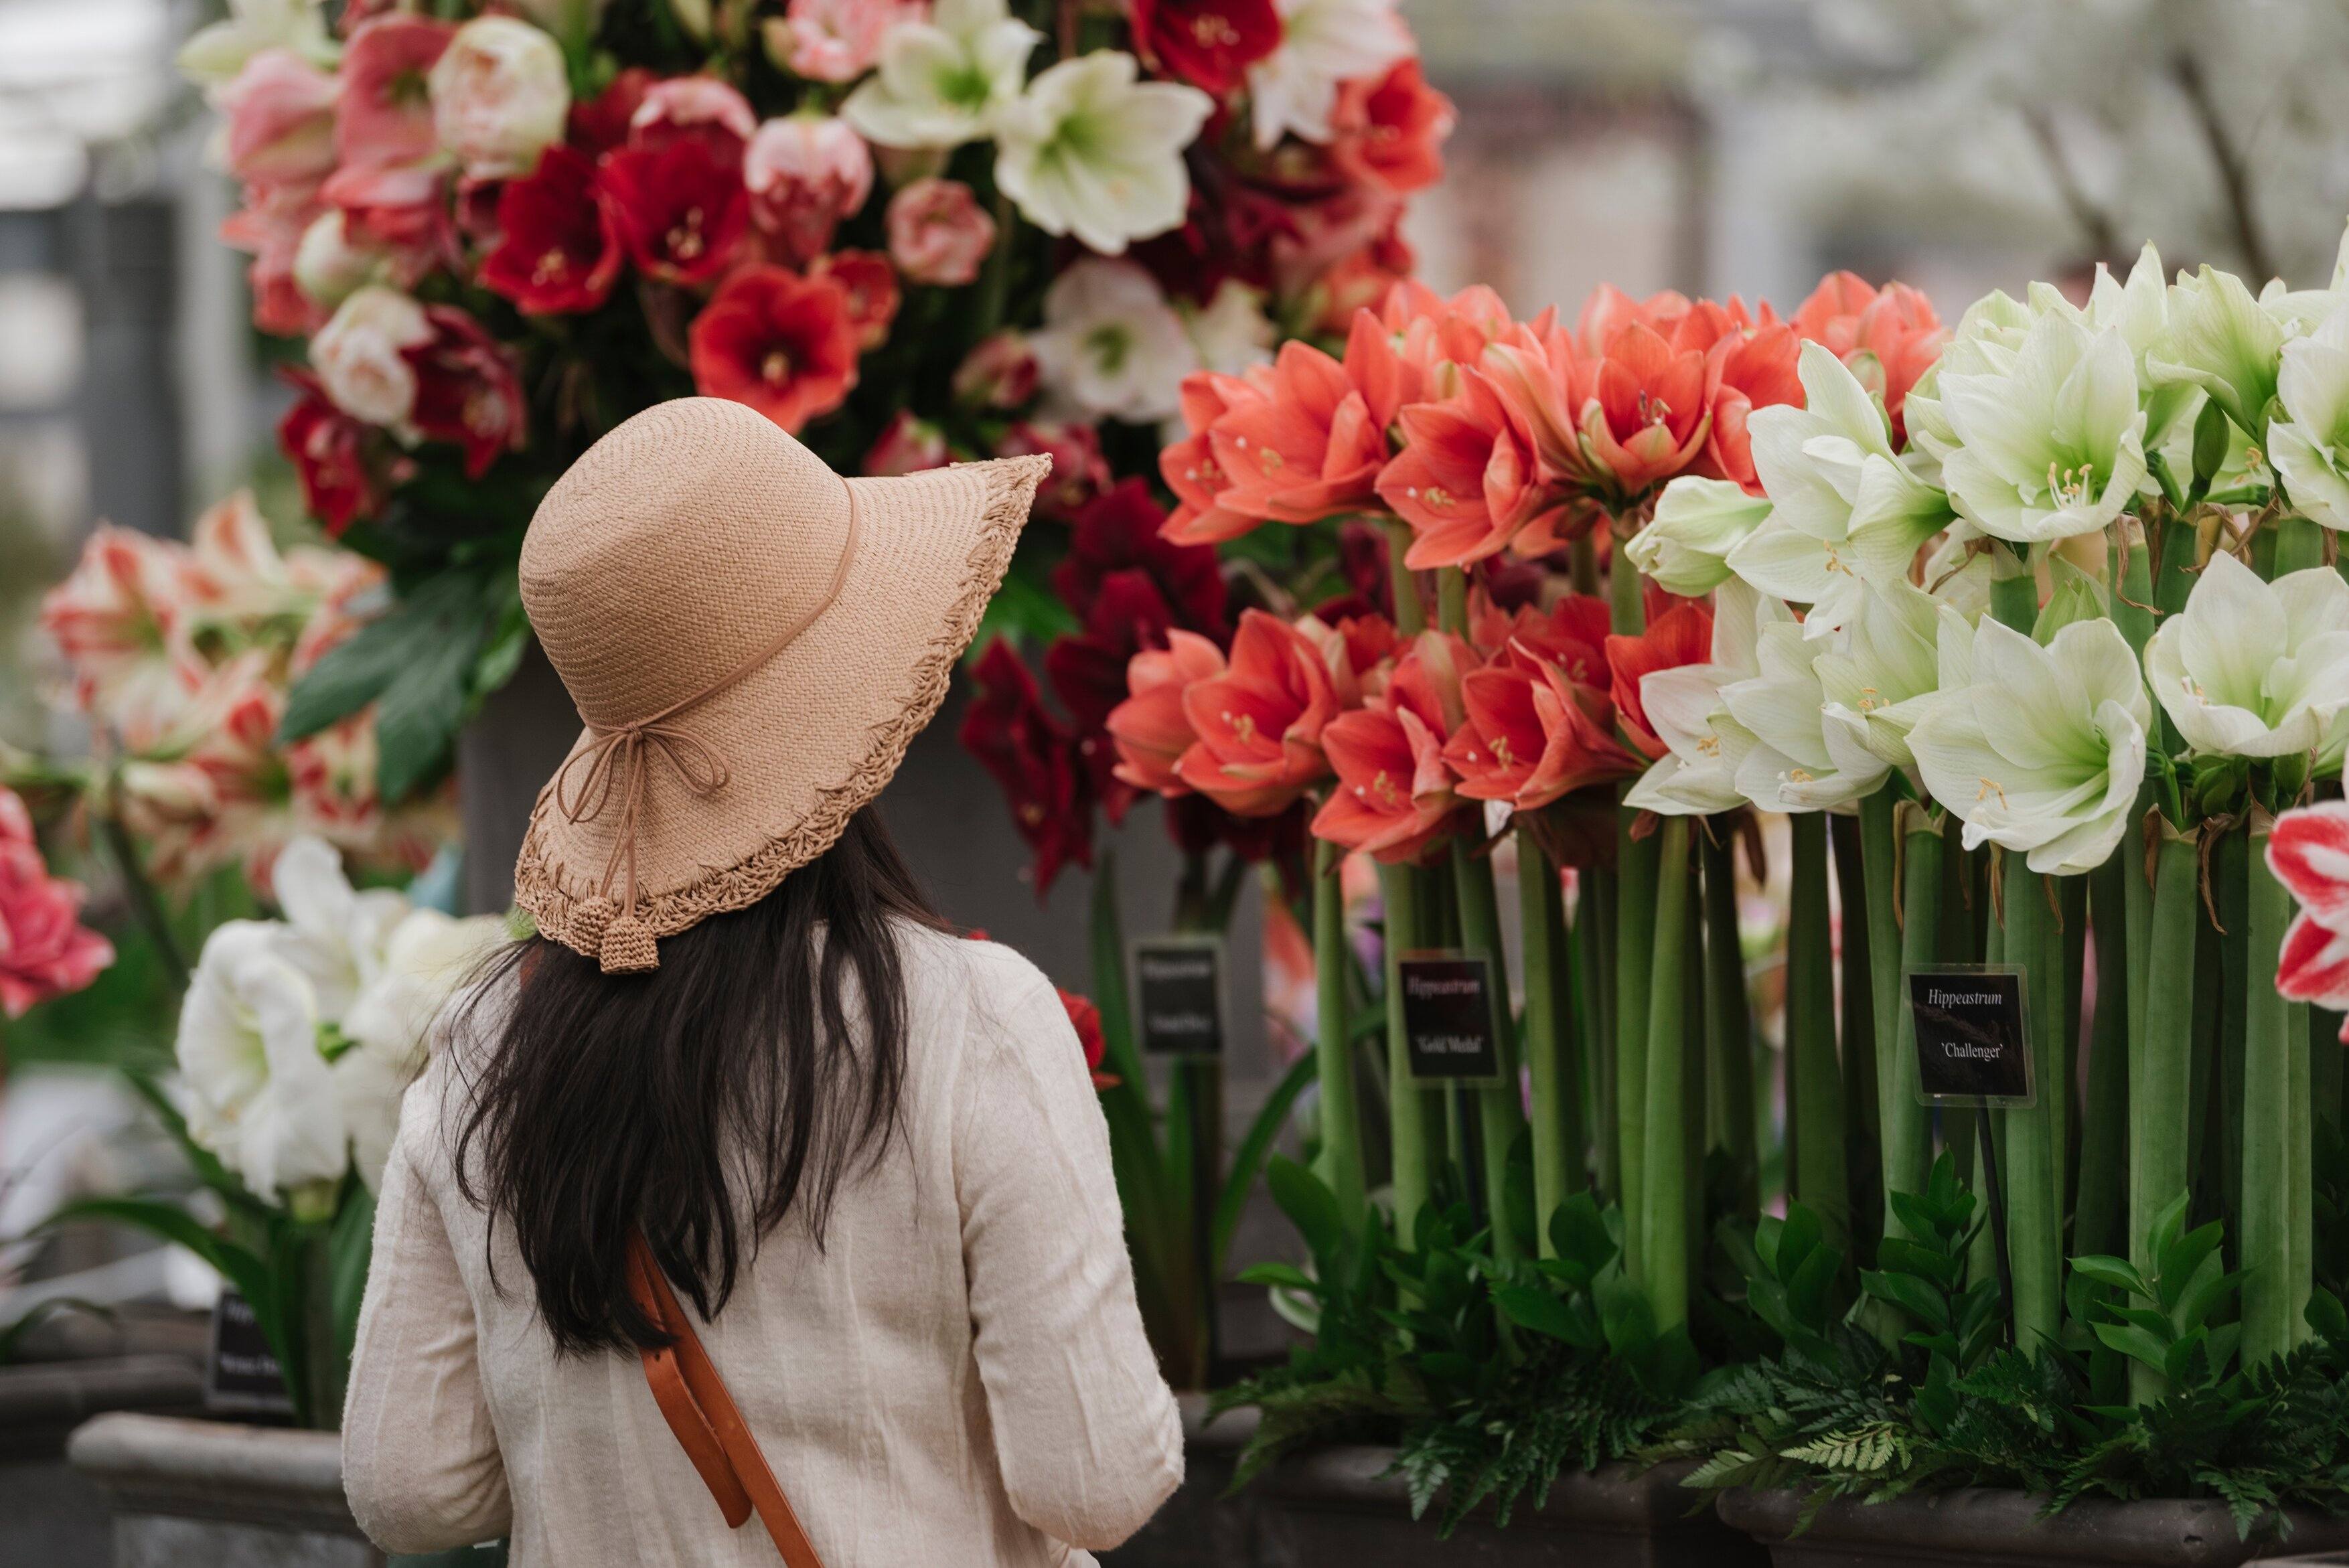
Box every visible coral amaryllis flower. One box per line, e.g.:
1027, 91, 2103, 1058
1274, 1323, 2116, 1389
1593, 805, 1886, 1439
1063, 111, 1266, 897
0, 787, 114, 1018
810, 249, 899, 349
1443, 651, 1638, 811
688, 265, 860, 434
1681, 303, 1803, 492
479, 146, 622, 316
1470, 591, 1611, 682
1108, 628, 1227, 796
1159, 368, 1274, 545
1792, 271, 1947, 435
1376, 370, 1560, 568
1604, 599, 1714, 760
1578, 319, 1720, 496
1174, 609, 1341, 816
1311, 635, 1470, 864
1208, 339, 1390, 526
600, 134, 749, 287
1329, 58, 1453, 195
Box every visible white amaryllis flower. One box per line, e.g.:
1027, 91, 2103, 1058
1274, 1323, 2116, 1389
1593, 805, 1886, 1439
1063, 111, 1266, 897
1627, 477, 1772, 597
1815, 576, 1947, 774
293, 211, 390, 311
177, 922, 348, 1200
1723, 341, 1953, 636
179, 0, 334, 87
337, 909, 508, 1189
1182, 279, 1276, 378
2269, 304, 2349, 531
1245, 0, 1410, 149
1624, 580, 1783, 817
311, 286, 432, 428
994, 52, 1209, 256
2143, 551, 2349, 760
2149, 264, 2286, 444
1029, 257, 1196, 423
1722, 617, 1892, 813
267, 835, 410, 1020
1909, 615, 2150, 876
427, 15, 571, 181
1936, 311, 2148, 546
841, 0, 1040, 150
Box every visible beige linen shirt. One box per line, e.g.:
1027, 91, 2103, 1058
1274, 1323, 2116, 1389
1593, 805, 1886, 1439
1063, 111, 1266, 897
342, 928, 1183, 1566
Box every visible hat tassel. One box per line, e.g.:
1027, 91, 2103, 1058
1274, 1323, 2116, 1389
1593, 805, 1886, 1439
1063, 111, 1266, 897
599, 910, 660, 974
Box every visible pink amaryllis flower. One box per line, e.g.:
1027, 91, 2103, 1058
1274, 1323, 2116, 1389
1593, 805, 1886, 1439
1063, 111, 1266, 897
335, 15, 454, 171
1158, 367, 1275, 546
1442, 649, 1637, 813
0, 789, 113, 1018
2269, 801, 2349, 1038
1174, 609, 1343, 817
1207, 339, 1391, 526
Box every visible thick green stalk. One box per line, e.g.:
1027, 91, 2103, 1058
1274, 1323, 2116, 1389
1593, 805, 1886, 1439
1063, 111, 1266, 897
2243, 824, 2301, 1366
1383, 518, 1426, 637
1453, 841, 1527, 1260
2130, 826, 2199, 1404
1884, 809, 1942, 1235
1999, 850, 2067, 1350
1615, 819, 1661, 1262
1787, 813, 1847, 1234
2218, 825, 2250, 1235
2060, 874, 2088, 1214
1860, 792, 1908, 1238
1313, 841, 1367, 1229
1379, 860, 1432, 1245
1609, 541, 1646, 636
1640, 817, 1695, 1329
2276, 515, 2326, 576
1580, 868, 1620, 1198
1520, 829, 1582, 1254
2290, 994, 2312, 1348
2074, 848, 2131, 1261
1834, 813, 1883, 1257
1701, 823, 1758, 1218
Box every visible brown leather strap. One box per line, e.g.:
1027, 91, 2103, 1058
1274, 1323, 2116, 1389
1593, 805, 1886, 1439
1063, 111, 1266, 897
625, 1233, 827, 1568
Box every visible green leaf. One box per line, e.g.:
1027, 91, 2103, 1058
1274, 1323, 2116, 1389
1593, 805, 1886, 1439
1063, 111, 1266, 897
285, 570, 497, 801
1237, 1261, 1318, 1292
1862, 1267, 1951, 1332
328, 1183, 375, 1366
2092, 1320, 2172, 1373
2068, 1255, 2149, 1298
1266, 1155, 1346, 1267
120, 1069, 273, 1220
1211, 1049, 1316, 1273
1494, 1283, 1588, 1346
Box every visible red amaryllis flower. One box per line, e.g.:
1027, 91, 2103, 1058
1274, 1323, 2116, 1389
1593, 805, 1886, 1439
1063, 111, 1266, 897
1053, 479, 1228, 639
1470, 592, 1611, 679
0, 788, 113, 1018
1314, 221, 1417, 336
1174, 609, 1342, 817
1131, 0, 1278, 93
688, 265, 860, 433
1443, 653, 1638, 812
999, 420, 1111, 522
1159, 367, 1275, 545
600, 135, 749, 287
1110, 629, 1227, 797
960, 637, 1092, 896
479, 147, 623, 316
1059, 988, 1117, 1088
1679, 301, 1803, 491
1377, 370, 1562, 569
570, 67, 655, 156
277, 368, 384, 534
1047, 571, 1183, 824
1207, 339, 1392, 526
810, 249, 899, 349
335, 15, 453, 171
1329, 59, 1454, 195
1311, 635, 1471, 864
1604, 598, 1713, 759
1791, 271, 1947, 438
408, 306, 526, 478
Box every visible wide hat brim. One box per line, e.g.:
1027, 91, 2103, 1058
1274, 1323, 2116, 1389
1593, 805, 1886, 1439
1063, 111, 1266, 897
514, 453, 1052, 961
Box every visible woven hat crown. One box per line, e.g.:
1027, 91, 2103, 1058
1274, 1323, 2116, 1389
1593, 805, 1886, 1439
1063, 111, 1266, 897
520, 398, 853, 731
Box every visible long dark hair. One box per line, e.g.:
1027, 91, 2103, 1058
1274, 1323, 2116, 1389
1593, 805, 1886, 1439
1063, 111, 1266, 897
455, 807, 943, 1356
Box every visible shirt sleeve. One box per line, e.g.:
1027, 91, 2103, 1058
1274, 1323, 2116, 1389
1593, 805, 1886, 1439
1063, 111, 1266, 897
954, 969, 1185, 1550
340, 1089, 512, 1554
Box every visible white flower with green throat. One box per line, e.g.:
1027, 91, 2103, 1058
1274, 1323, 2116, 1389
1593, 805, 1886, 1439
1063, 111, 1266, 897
1935, 309, 2149, 546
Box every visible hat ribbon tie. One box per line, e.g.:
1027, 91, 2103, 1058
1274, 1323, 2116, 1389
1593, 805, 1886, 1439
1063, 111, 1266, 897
548, 484, 861, 973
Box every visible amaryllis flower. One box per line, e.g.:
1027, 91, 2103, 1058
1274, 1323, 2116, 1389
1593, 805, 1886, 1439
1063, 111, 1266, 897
277, 370, 386, 534
688, 265, 860, 434
629, 76, 757, 154
1174, 609, 1341, 815
479, 146, 622, 315
1469, 591, 1610, 680
0, 789, 113, 1018
569, 66, 654, 156
216, 48, 340, 187
1207, 338, 1390, 525
335, 15, 454, 171
810, 250, 899, 349
886, 177, 996, 287
1683, 302, 1803, 492
960, 637, 1093, 896
2271, 803, 2349, 1038
1000, 420, 1112, 522
1244, 0, 1411, 150
1052, 479, 1227, 639
221, 183, 325, 337
1605, 598, 1714, 760
743, 114, 873, 265
427, 15, 569, 181
1159, 368, 1274, 545
1312, 220, 1416, 337
1328, 58, 1452, 195
1110, 630, 1227, 796
408, 305, 527, 478
1312, 633, 1470, 863
1060, 987, 1118, 1089
954, 331, 1039, 408
1130, 0, 1280, 94
318, 159, 450, 266
1377, 370, 1559, 568
994, 52, 1211, 256
40, 524, 206, 748
1442, 649, 1639, 812
600, 135, 749, 286
311, 285, 432, 426
763, 0, 905, 83
1031, 258, 1197, 424
1792, 271, 1947, 437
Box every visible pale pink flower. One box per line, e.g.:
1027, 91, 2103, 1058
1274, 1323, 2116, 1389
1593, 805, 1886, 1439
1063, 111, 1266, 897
335, 15, 455, 171
215, 48, 340, 187
40, 524, 208, 749
630, 76, 757, 147
863, 410, 950, 475
311, 285, 433, 427
221, 181, 327, 335
953, 330, 1039, 408
427, 15, 571, 181
743, 114, 874, 264
763, 0, 905, 82
0, 789, 113, 1018
885, 176, 994, 286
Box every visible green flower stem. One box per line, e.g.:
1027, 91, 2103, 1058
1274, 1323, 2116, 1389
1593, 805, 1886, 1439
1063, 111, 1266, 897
1787, 813, 1847, 1234
1519, 828, 1582, 1254
2275, 515, 2325, 577
1438, 567, 1469, 637
1383, 518, 1426, 637
1452, 840, 1526, 1260
2130, 825, 2199, 1404
1580, 866, 1620, 1197
1312, 839, 1367, 1231
1859, 794, 1907, 1202
1833, 813, 1882, 1249
2290, 990, 2312, 1348
2218, 824, 2250, 1234
2074, 846, 2131, 1261
1701, 821, 1758, 1219
2243, 821, 2302, 1366
1639, 817, 1695, 1329
1999, 848, 2067, 1349
1882, 807, 1942, 1237
1609, 540, 1646, 636
1379, 860, 1433, 1246
1615, 815, 1661, 1265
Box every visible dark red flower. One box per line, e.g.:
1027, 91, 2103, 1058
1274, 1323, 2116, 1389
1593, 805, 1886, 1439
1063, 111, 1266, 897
1053, 479, 1229, 639
569, 68, 655, 157
479, 147, 623, 315
1059, 988, 1114, 1087
687, 264, 860, 433
1130, 0, 1280, 94
960, 637, 1093, 898
1329, 59, 1453, 195
599, 135, 748, 287
276, 368, 383, 534
408, 306, 527, 479
998, 420, 1112, 522
810, 248, 899, 349
1046, 570, 1184, 826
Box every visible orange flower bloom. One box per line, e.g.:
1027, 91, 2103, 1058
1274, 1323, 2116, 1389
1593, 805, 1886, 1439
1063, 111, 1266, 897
1174, 610, 1341, 816
1604, 599, 1714, 760
1791, 271, 1947, 437
1106, 628, 1227, 796
1310, 633, 1472, 864
1443, 651, 1639, 811
1158, 367, 1275, 546
1207, 339, 1391, 526
1375, 370, 1560, 568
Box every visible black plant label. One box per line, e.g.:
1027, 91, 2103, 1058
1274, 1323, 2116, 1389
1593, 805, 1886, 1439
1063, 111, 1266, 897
1908, 967, 2035, 1103
207, 1289, 295, 1415
1399, 952, 1502, 1083
1135, 939, 1225, 1058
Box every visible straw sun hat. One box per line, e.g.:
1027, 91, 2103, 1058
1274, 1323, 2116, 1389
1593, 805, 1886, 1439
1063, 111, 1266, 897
512, 397, 1051, 974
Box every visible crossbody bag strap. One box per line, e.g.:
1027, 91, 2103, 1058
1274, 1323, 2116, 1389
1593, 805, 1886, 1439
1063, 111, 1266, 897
624, 1231, 828, 1568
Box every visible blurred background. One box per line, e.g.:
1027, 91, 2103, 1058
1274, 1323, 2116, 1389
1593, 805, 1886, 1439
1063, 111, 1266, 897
4, 0, 2349, 1385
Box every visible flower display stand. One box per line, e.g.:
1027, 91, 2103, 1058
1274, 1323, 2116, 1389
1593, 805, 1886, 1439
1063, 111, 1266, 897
0, 1356, 204, 1568
68, 1412, 383, 1567
1719, 1485, 2349, 1568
